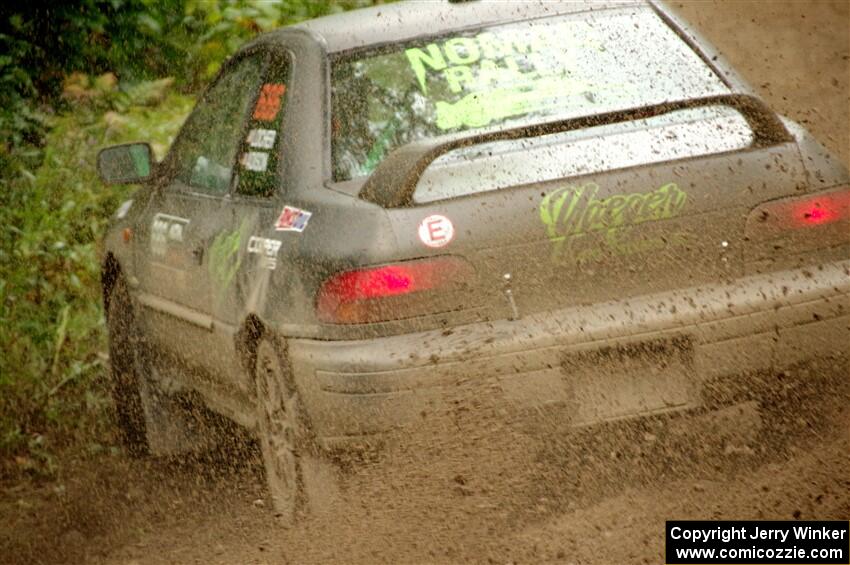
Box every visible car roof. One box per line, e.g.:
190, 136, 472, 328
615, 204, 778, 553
288, 0, 648, 55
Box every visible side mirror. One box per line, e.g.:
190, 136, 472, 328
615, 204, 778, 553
97, 142, 154, 184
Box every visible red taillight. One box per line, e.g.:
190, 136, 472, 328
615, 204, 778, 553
747, 188, 850, 234
317, 257, 475, 324
792, 198, 843, 226
745, 187, 850, 262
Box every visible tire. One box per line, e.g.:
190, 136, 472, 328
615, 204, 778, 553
106, 278, 149, 456
254, 335, 312, 523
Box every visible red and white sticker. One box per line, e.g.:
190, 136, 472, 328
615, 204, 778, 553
418, 214, 454, 248
275, 205, 312, 232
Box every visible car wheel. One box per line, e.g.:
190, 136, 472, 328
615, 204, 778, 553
254, 335, 309, 523
106, 278, 149, 457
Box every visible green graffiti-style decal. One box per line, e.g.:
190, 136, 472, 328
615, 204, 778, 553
208, 225, 244, 298
541, 182, 687, 238
540, 182, 688, 263
404, 23, 600, 103
404, 30, 555, 96
405, 44, 446, 96
435, 76, 595, 130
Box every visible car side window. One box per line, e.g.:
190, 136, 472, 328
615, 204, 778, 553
236, 53, 292, 198
168, 55, 266, 195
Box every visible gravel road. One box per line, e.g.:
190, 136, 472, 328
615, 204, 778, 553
3, 2, 848, 564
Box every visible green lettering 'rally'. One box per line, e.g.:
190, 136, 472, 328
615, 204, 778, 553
404, 24, 600, 130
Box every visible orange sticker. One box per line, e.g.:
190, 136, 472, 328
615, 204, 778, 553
253, 83, 286, 121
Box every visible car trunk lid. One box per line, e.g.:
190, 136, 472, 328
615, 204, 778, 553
373, 96, 807, 321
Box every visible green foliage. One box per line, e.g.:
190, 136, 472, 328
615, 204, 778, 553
0, 81, 194, 478
0, 0, 385, 478
0, 29, 49, 186
2, 0, 389, 96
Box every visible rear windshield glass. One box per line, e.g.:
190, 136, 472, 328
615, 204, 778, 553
414, 106, 753, 203
331, 7, 730, 182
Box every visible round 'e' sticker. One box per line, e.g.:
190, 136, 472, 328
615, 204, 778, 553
418, 215, 454, 248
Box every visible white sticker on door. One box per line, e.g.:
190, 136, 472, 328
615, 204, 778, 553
247, 236, 283, 270
151, 213, 190, 257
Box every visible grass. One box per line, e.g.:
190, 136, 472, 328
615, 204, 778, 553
0, 1, 388, 483
0, 81, 193, 479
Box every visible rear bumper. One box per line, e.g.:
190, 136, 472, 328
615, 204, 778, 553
288, 260, 850, 446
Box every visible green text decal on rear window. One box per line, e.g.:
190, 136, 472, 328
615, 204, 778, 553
404, 26, 601, 130
331, 8, 729, 181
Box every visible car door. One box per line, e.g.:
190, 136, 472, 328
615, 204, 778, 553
133, 51, 269, 389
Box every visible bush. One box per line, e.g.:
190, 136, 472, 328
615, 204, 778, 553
0, 79, 194, 477
0, 0, 386, 478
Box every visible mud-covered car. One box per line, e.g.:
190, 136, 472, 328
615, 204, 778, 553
97, 0, 850, 520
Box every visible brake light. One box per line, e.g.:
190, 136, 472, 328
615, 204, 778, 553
745, 187, 850, 262
747, 188, 850, 233
317, 256, 475, 324
793, 198, 842, 226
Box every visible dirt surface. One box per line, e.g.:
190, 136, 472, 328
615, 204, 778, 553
3, 2, 849, 564
677, 0, 849, 168
4, 356, 849, 565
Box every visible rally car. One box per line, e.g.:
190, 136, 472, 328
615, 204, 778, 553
98, 0, 850, 521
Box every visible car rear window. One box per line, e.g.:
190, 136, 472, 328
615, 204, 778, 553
331, 7, 730, 182
413, 106, 754, 203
